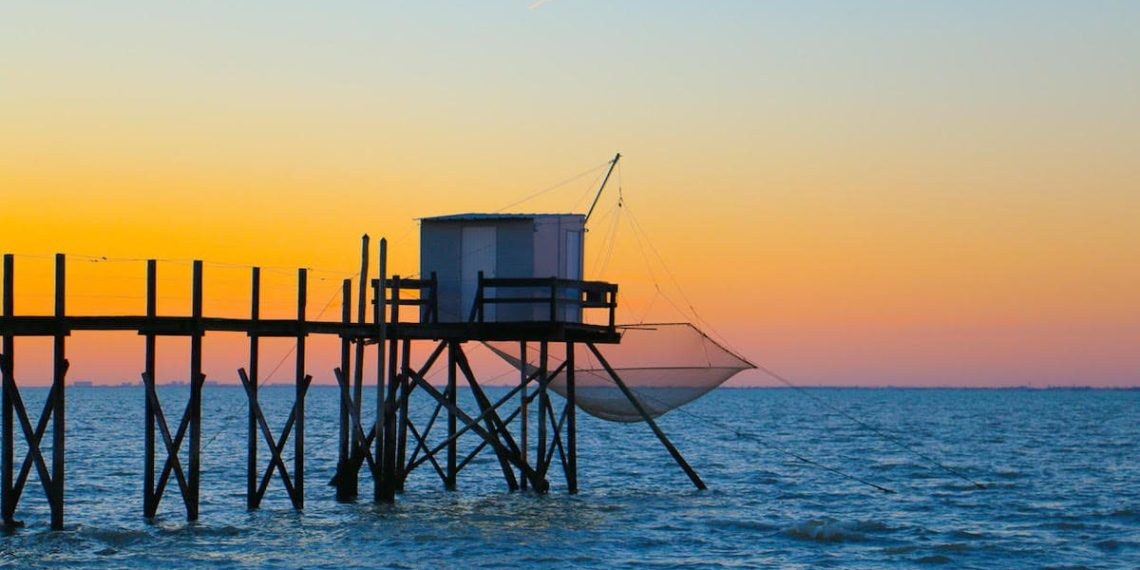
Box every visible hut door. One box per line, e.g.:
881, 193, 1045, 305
564, 229, 583, 322
461, 226, 496, 321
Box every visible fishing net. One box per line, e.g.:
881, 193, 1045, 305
487, 323, 754, 423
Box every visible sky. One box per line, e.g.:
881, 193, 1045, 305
2, 1, 1137, 387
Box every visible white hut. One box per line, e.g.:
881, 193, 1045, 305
419, 213, 585, 323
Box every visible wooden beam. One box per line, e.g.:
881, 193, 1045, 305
585, 343, 706, 490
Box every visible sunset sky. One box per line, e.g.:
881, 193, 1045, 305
2, 2, 1137, 387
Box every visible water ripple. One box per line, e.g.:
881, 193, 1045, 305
0, 387, 1135, 569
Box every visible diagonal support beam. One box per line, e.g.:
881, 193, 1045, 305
239, 367, 305, 510
452, 346, 523, 491
333, 368, 377, 474
13, 378, 61, 502
406, 377, 532, 475
405, 369, 546, 491
586, 343, 706, 490
255, 374, 311, 508
1, 354, 65, 525
142, 372, 195, 514
403, 392, 446, 480
403, 418, 447, 484
239, 368, 310, 509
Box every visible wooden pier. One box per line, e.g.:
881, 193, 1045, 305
0, 243, 703, 531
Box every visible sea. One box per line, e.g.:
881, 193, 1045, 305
1, 386, 1137, 569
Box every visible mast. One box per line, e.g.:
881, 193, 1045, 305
585, 152, 621, 224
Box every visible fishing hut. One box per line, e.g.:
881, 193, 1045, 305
0, 156, 741, 531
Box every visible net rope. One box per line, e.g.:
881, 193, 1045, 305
486, 322, 755, 423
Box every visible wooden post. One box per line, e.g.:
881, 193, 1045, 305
397, 337, 411, 491
353, 236, 369, 436
565, 341, 577, 494
537, 341, 548, 477
50, 253, 66, 530
336, 278, 355, 501
350, 236, 368, 495
519, 341, 528, 491
374, 238, 386, 502
294, 268, 307, 509
445, 342, 457, 490
2, 254, 15, 527
143, 260, 157, 518
247, 267, 260, 510
188, 260, 204, 520
380, 276, 400, 502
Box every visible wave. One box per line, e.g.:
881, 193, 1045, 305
782, 518, 884, 543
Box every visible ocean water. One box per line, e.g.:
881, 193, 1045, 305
1, 386, 1137, 569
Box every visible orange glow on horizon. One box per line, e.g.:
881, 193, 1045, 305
2, 2, 1137, 387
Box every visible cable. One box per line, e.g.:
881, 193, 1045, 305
595, 374, 894, 492
494, 161, 609, 214
752, 363, 987, 490
610, 382, 896, 493
202, 283, 345, 454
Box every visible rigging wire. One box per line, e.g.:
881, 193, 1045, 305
652, 393, 897, 494
202, 280, 347, 454
751, 364, 987, 490
494, 161, 609, 214
604, 184, 984, 492
571, 170, 610, 214
495, 338, 894, 494
597, 201, 623, 279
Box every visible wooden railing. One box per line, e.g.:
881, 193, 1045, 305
469, 272, 617, 326
372, 272, 439, 324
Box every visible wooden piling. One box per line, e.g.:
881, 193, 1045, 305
188, 260, 204, 520
51, 254, 66, 530
565, 341, 577, 494
2, 254, 15, 528
397, 337, 411, 491
336, 278, 355, 501
537, 341, 549, 480
519, 341, 528, 491
353, 236, 368, 445
379, 277, 400, 502
143, 260, 157, 518
446, 342, 457, 490
374, 239, 387, 503
247, 267, 261, 510
294, 268, 307, 509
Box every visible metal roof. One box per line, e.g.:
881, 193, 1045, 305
419, 212, 584, 222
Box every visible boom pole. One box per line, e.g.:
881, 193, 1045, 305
585, 152, 621, 224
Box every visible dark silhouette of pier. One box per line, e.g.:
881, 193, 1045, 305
1, 241, 703, 531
